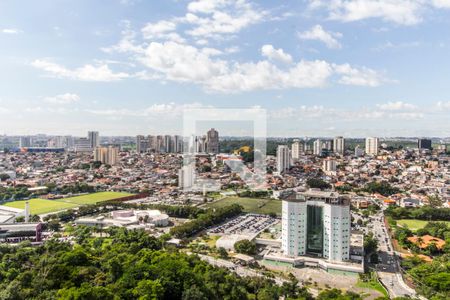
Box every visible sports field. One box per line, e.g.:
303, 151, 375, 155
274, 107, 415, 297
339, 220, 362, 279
3, 192, 133, 215
58, 192, 132, 205
207, 197, 281, 216
3, 198, 78, 215
397, 219, 450, 231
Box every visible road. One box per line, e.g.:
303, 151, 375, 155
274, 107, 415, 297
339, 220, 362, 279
369, 211, 423, 299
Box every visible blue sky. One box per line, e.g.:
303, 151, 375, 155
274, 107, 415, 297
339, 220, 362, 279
1, 0, 450, 137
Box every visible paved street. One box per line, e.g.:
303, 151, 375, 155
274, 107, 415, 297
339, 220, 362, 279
369, 211, 421, 299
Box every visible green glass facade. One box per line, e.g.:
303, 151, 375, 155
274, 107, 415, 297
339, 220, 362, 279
306, 205, 323, 256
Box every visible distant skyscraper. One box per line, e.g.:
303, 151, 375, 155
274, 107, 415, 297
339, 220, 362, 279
291, 139, 304, 160
136, 135, 150, 153
354, 145, 364, 157
173, 135, 183, 153
365, 137, 379, 155
88, 131, 99, 149
333, 136, 345, 155
74, 137, 92, 152
19, 136, 32, 148
94, 146, 119, 165
322, 158, 337, 173
164, 135, 173, 153
313, 139, 322, 156
277, 145, 291, 173
206, 128, 219, 154
418, 138, 432, 150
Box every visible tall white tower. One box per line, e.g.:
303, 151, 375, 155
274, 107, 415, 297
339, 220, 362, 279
276, 145, 291, 173
365, 137, 379, 156
313, 139, 322, 156
333, 136, 345, 155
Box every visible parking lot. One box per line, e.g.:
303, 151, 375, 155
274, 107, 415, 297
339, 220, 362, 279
209, 214, 279, 236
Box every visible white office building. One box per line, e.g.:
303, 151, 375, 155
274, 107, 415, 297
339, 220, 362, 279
276, 145, 291, 173
333, 136, 345, 155
365, 137, 379, 156
281, 190, 351, 262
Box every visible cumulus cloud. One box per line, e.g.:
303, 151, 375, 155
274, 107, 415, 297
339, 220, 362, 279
183, 0, 267, 39
298, 25, 342, 49
86, 102, 212, 117
377, 101, 418, 111
334, 63, 386, 87
432, 0, 450, 8
1, 28, 22, 34
308, 0, 424, 25
43, 93, 80, 104
134, 41, 387, 92
141, 20, 185, 43
261, 44, 293, 64
31, 59, 129, 82
136, 41, 381, 92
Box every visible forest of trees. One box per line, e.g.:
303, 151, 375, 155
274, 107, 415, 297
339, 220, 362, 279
0, 227, 370, 300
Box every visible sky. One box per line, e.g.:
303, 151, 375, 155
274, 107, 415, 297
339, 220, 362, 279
1, 0, 450, 137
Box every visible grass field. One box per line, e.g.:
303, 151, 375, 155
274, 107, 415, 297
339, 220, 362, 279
207, 197, 281, 216
3, 198, 78, 215
397, 219, 450, 231
3, 192, 133, 215
356, 279, 388, 298
58, 192, 132, 205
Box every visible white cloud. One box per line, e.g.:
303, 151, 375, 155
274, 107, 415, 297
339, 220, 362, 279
308, 0, 424, 25
2, 28, 22, 34
436, 101, 450, 110
377, 101, 417, 111
298, 25, 342, 49
86, 102, 212, 117
31, 59, 129, 82
261, 44, 293, 64
184, 0, 267, 39
43, 93, 80, 105
334, 63, 386, 87
135, 41, 387, 92
432, 0, 450, 8
141, 20, 185, 43
0, 107, 10, 114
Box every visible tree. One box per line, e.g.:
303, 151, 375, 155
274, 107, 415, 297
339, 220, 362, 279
427, 194, 443, 208
0, 173, 10, 181
306, 178, 331, 190
234, 239, 256, 255
47, 220, 61, 232
217, 247, 228, 259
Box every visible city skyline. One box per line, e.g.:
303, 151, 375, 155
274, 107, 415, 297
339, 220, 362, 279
1, 1, 450, 136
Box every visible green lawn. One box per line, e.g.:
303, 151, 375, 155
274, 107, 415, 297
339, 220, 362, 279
356, 279, 388, 298
4, 199, 78, 215
207, 197, 281, 216
4, 192, 134, 215
58, 192, 133, 205
397, 219, 450, 231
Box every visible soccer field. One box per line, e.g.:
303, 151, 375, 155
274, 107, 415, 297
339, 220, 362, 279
397, 219, 450, 231
3, 192, 134, 215
58, 192, 133, 205
3, 199, 78, 215
207, 197, 282, 216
